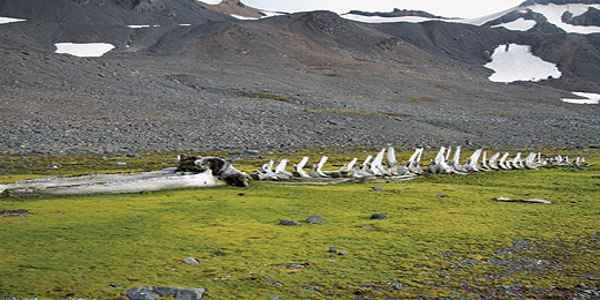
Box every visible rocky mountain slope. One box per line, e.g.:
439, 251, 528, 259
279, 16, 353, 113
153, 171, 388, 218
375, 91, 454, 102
0, 0, 598, 154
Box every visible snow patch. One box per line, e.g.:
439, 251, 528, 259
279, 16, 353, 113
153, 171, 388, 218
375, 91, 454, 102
562, 92, 600, 104
341, 14, 444, 23
201, 0, 223, 4
0, 16, 26, 24
127, 24, 160, 29
492, 18, 537, 31
231, 14, 260, 20
54, 43, 115, 58
179, 23, 192, 26
528, 4, 600, 34
484, 44, 561, 83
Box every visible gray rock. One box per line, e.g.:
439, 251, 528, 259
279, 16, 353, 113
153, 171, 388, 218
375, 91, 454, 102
126, 287, 205, 300
370, 213, 387, 220
305, 215, 325, 224
182, 257, 201, 266
278, 219, 300, 226
126, 287, 160, 300
0, 209, 30, 217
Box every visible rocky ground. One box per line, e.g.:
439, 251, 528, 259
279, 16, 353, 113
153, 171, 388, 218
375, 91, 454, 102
1, 9, 599, 154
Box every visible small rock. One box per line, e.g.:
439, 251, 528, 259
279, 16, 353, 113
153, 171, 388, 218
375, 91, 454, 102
436, 192, 448, 199
278, 219, 300, 226
328, 246, 347, 256
0, 209, 30, 217
371, 186, 384, 192
305, 215, 325, 224
48, 163, 61, 170
125, 287, 205, 300
116, 161, 128, 166
182, 257, 201, 266
370, 213, 387, 220
125, 287, 160, 300
390, 282, 404, 290
286, 262, 310, 270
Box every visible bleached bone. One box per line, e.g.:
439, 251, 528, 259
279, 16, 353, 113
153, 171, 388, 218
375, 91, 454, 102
387, 146, 398, 167
464, 149, 483, 172
450, 146, 467, 173
360, 155, 373, 173
524, 153, 538, 169
498, 153, 511, 170
2, 155, 252, 196
370, 148, 387, 176
429, 147, 456, 174
311, 156, 330, 178
1, 170, 220, 197
341, 158, 358, 173
508, 153, 518, 169
480, 151, 491, 171
408, 148, 424, 175
445, 146, 452, 162
511, 152, 524, 169
274, 159, 293, 179
488, 152, 501, 170
293, 157, 311, 178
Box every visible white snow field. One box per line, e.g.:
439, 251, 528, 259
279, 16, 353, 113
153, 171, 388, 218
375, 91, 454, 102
341, 14, 445, 24
231, 14, 260, 20
484, 44, 562, 83
562, 92, 600, 104
529, 4, 600, 34
0, 16, 26, 24
54, 43, 115, 58
201, 0, 223, 4
127, 24, 161, 29
492, 18, 537, 31
341, 3, 600, 34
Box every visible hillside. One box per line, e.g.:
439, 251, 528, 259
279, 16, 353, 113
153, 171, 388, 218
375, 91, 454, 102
0, 0, 599, 154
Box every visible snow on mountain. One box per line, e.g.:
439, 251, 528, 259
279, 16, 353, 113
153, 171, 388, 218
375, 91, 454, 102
528, 3, 600, 33
54, 43, 115, 57
0, 16, 25, 24
201, 0, 223, 4
562, 92, 600, 104
341, 14, 445, 24
491, 18, 537, 31
484, 44, 562, 83
341, 1, 600, 34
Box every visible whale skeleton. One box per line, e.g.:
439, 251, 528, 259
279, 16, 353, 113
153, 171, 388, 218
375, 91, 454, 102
252, 146, 589, 182
1, 149, 589, 197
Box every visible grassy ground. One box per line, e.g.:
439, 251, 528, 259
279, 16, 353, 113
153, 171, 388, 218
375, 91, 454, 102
1, 149, 599, 299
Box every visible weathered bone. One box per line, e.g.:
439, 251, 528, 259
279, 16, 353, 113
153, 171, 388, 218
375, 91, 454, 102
511, 153, 524, 169
480, 151, 491, 171
498, 153, 511, 170
293, 157, 311, 178
370, 148, 387, 176
312, 156, 330, 178
387, 146, 398, 167
488, 153, 501, 170
464, 149, 483, 172
451, 146, 467, 173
